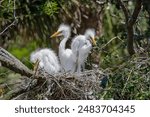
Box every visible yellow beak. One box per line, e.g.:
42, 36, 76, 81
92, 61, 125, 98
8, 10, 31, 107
91, 37, 96, 46
50, 31, 61, 38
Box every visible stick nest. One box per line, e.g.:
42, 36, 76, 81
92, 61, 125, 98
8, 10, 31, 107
1, 70, 107, 100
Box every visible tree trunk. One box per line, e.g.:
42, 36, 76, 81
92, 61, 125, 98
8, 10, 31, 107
127, 24, 135, 55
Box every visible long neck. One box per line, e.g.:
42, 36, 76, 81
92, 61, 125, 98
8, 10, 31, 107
59, 37, 68, 55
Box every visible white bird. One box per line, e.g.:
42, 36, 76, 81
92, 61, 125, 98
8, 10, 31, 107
30, 48, 60, 74
71, 29, 96, 73
50, 24, 76, 73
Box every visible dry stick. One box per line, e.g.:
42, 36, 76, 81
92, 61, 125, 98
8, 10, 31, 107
52, 77, 67, 98
0, 47, 47, 82
0, 20, 16, 36
0, 48, 57, 99
100, 36, 123, 50
0, 47, 104, 99
121, 68, 134, 95
0, 47, 33, 77
2, 80, 38, 100
33, 59, 40, 78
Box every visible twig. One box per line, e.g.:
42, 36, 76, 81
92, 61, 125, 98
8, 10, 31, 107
0, 20, 16, 35
121, 68, 134, 95
0, 0, 17, 36
96, 0, 106, 5
100, 36, 123, 50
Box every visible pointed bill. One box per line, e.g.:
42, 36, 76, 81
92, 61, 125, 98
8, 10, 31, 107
50, 31, 61, 38
91, 37, 96, 46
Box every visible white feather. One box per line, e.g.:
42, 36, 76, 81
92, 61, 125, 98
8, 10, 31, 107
30, 48, 60, 74
55, 24, 76, 73
71, 28, 96, 73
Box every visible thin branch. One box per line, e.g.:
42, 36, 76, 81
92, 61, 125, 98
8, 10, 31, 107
0, 0, 17, 36
129, 0, 142, 26
100, 36, 123, 50
117, 0, 129, 22
0, 20, 16, 35
96, 0, 106, 5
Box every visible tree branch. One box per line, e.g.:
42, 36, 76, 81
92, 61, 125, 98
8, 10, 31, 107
0, 20, 16, 36
117, 0, 129, 22
127, 0, 142, 55
0, 0, 17, 36
0, 47, 33, 77
129, 0, 142, 26
117, 0, 142, 55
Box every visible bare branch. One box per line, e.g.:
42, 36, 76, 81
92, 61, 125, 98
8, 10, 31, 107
0, 47, 33, 77
0, 0, 17, 36
96, 0, 106, 5
0, 20, 16, 35
117, 0, 129, 22
129, 0, 142, 26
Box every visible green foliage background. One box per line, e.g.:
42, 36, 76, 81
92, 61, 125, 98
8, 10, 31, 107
0, 0, 150, 99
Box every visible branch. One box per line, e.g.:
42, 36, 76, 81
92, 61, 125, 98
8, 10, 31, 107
0, 20, 16, 35
129, 0, 142, 26
0, 47, 33, 77
117, 0, 129, 22
0, 0, 17, 36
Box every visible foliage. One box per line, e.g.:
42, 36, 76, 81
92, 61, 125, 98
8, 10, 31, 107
0, 0, 150, 99
100, 57, 150, 99
42, 0, 59, 16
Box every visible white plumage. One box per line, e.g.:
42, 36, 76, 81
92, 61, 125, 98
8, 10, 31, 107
51, 24, 76, 73
30, 48, 60, 74
71, 29, 96, 73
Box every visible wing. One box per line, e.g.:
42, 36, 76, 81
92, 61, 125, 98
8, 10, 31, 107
71, 35, 86, 62
42, 49, 60, 73
30, 50, 42, 63
71, 38, 80, 55
60, 49, 76, 73
78, 40, 92, 63
71, 35, 85, 53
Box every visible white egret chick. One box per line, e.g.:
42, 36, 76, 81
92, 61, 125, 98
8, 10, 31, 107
30, 48, 60, 74
50, 24, 76, 73
71, 29, 96, 73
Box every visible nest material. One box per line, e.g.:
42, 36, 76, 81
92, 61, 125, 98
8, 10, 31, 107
1, 70, 107, 100
0, 48, 108, 100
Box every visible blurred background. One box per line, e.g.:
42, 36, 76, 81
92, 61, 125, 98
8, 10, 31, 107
0, 0, 150, 99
